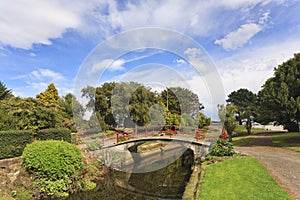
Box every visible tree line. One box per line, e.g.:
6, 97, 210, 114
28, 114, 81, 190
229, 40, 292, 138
0, 81, 211, 132
81, 82, 210, 131
220, 53, 300, 141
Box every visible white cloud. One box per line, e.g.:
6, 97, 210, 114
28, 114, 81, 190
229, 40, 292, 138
10, 68, 68, 97
216, 38, 300, 95
215, 23, 262, 50
175, 59, 186, 65
12, 68, 64, 81
91, 59, 125, 74
184, 48, 209, 72
0, 0, 80, 49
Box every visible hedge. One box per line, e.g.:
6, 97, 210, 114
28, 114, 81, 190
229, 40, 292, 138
0, 130, 34, 159
36, 128, 71, 143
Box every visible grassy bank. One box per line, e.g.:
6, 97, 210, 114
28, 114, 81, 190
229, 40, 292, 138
199, 157, 292, 200
271, 132, 300, 152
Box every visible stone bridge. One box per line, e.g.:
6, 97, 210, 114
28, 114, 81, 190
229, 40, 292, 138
92, 136, 214, 174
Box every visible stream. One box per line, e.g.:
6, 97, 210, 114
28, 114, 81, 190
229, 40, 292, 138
64, 148, 194, 200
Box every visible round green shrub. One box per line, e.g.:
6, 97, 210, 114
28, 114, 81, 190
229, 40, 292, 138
209, 139, 234, 157
22, 140, 83, 180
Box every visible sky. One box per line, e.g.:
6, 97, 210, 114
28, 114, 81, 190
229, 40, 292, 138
0, 0, 300, 119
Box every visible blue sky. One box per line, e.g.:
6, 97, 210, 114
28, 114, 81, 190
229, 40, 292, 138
1, 0, 300, 119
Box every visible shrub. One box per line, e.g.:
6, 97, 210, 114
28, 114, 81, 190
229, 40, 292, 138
22, 140, 83, 180
209, 139, 234, 157
0, 130, 33, 159
22, 140, 84, 197
36, 128, 71, 143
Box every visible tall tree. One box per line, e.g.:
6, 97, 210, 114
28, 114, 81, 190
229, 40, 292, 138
161, 87, 203, 117
0, 81, 12, 100
36, 83, 60, 106
218, 104, 237, 141
257, 53, 300, 132
129, 86, 156, 126
227, 88, 257, 134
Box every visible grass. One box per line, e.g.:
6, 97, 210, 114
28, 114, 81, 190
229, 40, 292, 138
232, 135, 254, 146
199, 157, 292, 200
232, 125, 265, 137
271, 132, 300, 152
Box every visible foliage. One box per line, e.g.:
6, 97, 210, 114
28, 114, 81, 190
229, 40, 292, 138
22, 140, 83, 180
22, 140, 84, 197
0, 81, 12, 100
161, 87, 203, 116
0, 130, 33, 159
36, 83, 60, 106
129, 86, 156, 126
218, 104, 238, 141
81, 82, 205, 131
257, 53, 300, 132
227, 88, 257, 134
196, 112, 211, 128
36, 128, 72, 143
0, 84, 77, 131
60, 93, 85, 119
209, 139, 234, 156
200, 157, 292, 200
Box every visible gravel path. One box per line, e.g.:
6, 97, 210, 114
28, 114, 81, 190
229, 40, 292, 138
236, 134, 300, 200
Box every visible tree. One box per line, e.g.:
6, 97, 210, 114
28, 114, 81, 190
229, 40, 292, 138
257, 53, 300, 132
161, 87, 203, 116
227, 88, 257, 134
218, 104, 237, 141
36, 83, 60, 106
196, 112, 211, 129
0, 97, 63, 131
129, 86, 156, 126
0, 81, 12, 100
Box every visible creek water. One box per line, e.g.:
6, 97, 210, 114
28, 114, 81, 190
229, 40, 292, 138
64, 149, 194, 200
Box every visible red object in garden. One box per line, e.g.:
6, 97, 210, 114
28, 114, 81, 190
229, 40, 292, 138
196, 129, 200, 141
221, 129, 227, 140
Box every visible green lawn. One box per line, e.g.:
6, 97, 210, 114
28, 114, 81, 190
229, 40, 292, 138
232, 135, 254, 146
199, 157, 292, 200
271, 132, 300, 152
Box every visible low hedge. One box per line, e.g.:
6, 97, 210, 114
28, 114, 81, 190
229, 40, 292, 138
36, 128, 71, 143
0, 130, 34, 159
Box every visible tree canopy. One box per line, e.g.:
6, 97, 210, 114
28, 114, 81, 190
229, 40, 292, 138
227, 88, 257, 134
81, 82, 208, 130
0, 81, 12, 100
257, 53, 300, 131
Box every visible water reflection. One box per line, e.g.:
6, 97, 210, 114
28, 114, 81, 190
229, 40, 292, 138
65, 148, 194, 199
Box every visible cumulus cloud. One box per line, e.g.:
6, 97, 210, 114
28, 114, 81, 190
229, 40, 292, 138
0, 0, 80, 49
215, 23, 262, 50
216, 38, 300, 95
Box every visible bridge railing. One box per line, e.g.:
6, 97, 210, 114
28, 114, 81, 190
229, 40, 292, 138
97, 126, 220, 147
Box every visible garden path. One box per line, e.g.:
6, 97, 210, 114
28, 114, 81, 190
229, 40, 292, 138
236, 134, 300, 200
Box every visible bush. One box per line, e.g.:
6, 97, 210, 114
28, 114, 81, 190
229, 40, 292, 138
0, 130, 33, 159
209, 139, 234, 157
36, 128, 71, 143
22, 140, 84, 197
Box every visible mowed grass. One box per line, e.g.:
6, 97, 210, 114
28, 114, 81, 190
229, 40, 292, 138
232, 135, 254, 146
199, 157, 292, 200
272, 132, 300, 152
